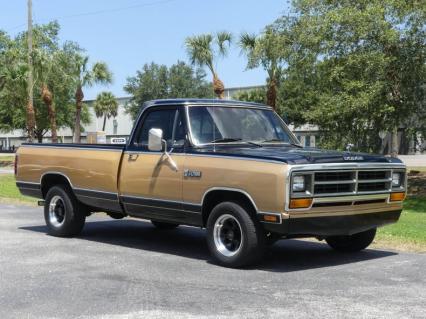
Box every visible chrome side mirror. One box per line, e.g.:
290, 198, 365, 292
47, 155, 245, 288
148, 128, 163, 151
147, 128, 178, 171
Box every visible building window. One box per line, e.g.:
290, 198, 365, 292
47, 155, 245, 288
305, 135, 311, 147
113, 119, 118, 135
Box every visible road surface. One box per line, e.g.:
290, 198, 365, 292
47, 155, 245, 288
0, 204, 425, 318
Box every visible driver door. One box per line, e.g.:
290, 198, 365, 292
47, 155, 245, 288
119, 106, 186, 223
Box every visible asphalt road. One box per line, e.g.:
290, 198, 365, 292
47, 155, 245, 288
0, 204, 425, 319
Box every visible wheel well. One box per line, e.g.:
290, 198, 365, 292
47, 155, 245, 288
201, 190, 257, 227
41, 174, 73, 198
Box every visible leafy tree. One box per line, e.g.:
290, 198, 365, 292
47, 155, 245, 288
0, 31, 27, 133
277, 0, 426, 153
71, 55, 112, 143
233, 88, 266, 104
185, 32, 232, 99
94, 91, 118, 131
32, 22, 63, 142
124, 61, 213, 119
0, 22, 91, 142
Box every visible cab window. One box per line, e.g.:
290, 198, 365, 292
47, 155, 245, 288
134, 108, 185, 151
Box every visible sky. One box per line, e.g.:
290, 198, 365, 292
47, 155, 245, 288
1, 0, 290, 100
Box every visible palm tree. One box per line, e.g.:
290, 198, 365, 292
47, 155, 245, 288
185, 31, 232, 99
73, 55, 112, 143
93, 91, 118, 131
239, 26, 285, 110
35, 50, 59, 143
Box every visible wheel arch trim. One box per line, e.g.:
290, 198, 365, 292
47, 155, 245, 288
40, 172, 75, 197
201, 187, 259, 213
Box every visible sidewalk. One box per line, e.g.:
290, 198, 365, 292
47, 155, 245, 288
399, 155, 426, 167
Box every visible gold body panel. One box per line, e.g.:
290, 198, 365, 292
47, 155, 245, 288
119, 152, 184, 201
16, 146, 122, 193
182, 155, 286, 212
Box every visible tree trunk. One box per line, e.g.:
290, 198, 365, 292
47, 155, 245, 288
102, 115, 107, 131
266, 77, 277, 110
41, 84, 58, 143
26, 100, 36, 143
73, 84, 84, 143
213, 74, 225, 99
35, 130, 43, 143
390, 128, 399, 157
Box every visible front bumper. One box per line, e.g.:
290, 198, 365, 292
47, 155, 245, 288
263, 210, 402, 236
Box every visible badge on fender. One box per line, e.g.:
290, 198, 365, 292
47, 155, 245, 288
184, 169, 202, 177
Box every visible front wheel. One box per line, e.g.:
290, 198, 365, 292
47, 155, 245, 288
44, 185, 86, 237
206, 201, 265, 268
326, 228, 376, 252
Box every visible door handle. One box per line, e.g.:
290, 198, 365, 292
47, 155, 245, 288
128, 153, 139, 161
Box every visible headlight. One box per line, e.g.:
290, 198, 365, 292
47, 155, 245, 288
292, 175, 305, 192
392, 172, 402, 187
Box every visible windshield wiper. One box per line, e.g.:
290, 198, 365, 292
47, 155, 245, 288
209, 138, 262, 147
261, 139, 303, 148
210, 137, 242, 143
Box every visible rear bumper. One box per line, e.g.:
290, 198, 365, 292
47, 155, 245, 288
263, 210, 402, 236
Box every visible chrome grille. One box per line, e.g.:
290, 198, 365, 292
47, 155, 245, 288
314, 170, 391, 196
290, 168, 405, 198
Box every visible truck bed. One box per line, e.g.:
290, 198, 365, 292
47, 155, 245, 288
16, 143, 125, 212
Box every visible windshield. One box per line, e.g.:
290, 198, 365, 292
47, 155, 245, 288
187, 106, 299, 146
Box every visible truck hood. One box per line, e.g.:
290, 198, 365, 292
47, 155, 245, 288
191, 145, 402, 165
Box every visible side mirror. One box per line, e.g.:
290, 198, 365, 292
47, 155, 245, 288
148, 128, 163, 151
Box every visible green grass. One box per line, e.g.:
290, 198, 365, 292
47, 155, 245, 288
0, 174, 36, 204
375, 196, 426, 251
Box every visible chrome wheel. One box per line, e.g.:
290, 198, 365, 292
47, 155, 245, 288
49, 195, 66, 227
213, 214, 243, 257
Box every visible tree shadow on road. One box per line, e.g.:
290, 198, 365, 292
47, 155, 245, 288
20, 218, 397, 272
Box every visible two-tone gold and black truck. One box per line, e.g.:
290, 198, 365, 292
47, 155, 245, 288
15, 99, 407, 267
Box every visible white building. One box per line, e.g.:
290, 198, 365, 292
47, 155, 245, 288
0, 96, 133, 149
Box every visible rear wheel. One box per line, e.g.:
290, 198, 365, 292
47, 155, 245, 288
206, 201, 265, 268
151, 220, 179, 230
326, 228, 376, 252
44, 185, 86, 237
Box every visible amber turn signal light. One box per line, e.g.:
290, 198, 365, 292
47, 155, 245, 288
390, 192, 406, 202
263, 214, 278, 223
289, 198, 313, 209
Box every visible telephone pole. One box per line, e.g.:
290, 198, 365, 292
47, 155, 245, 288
27, 0, 35, 142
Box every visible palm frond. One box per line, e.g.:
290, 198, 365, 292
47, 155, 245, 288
92, 62, 113, 85
93, 91, 118, 119
239, 32, 256, 53
185, 34, 214, 73
216, 31, 232, 57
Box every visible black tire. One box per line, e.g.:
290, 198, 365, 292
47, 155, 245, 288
151, 220, 179, 230
107, 212, 126, 220
206, 201, 265, 268
44, 185, 86, 237
326, 228, 376, 252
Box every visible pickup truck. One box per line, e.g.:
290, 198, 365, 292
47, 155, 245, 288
15, 99, 406, 267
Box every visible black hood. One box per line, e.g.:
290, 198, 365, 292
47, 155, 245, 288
189, 145, 402, 165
